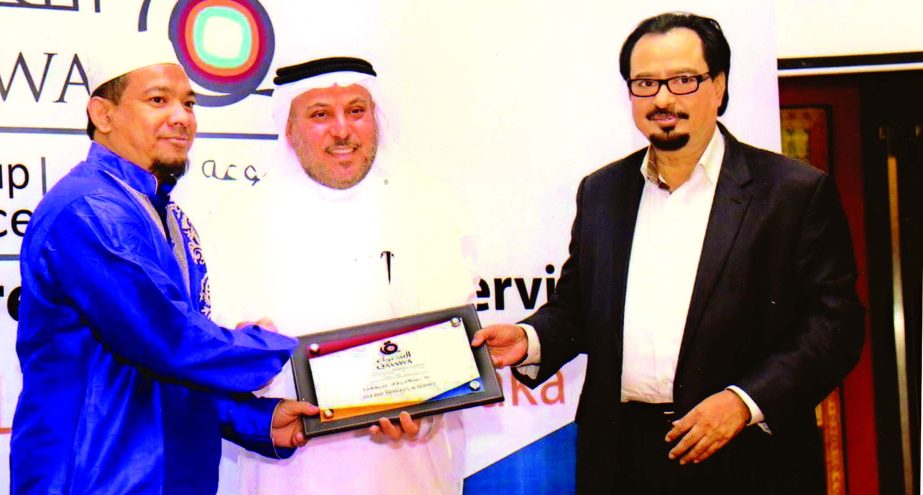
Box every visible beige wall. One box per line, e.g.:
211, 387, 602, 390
775, 0, 923, 58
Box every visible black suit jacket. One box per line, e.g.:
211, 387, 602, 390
514, 125, 864, 493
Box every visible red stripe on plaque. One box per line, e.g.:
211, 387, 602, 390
306, 320, 449, 358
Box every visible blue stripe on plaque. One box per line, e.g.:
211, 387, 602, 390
429, 379, 481, 401
463, 422, 577, 494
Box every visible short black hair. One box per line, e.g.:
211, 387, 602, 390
619, 12, 731, 115
86, 75, 128, 139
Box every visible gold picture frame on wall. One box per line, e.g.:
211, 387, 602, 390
781, 106, 832, 172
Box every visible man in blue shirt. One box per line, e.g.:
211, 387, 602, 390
11, 34, 315, 494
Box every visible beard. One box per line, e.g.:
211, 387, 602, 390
292, 130, 379, 190
649, 130, 690, 151
308, 140, 377, 190
646, 109, 690, 151
151, 159, 188, 188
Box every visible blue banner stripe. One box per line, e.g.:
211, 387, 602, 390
464, 422, 577, 494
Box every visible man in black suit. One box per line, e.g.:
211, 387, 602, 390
472, 12, 864, 494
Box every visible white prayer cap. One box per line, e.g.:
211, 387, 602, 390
84, 31, 181, 94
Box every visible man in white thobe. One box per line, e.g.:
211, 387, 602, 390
208, 56, 475, 495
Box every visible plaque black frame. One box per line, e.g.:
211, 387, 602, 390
291, 304, 504, 437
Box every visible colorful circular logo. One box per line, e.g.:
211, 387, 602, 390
168, 0, 274, 106
380, 341, 399, 355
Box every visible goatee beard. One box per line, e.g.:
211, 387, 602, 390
646, 109, 690, 151
650, 131, 690, 151
151, 160, 188, 187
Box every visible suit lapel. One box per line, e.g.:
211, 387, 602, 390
610, 152, 646, 347
677, 128, 752, 368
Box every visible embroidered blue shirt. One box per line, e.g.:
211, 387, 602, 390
12, 143, 298, 494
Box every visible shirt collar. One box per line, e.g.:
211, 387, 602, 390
698, 127, 725, 184
640, 127, 725, 188
87, 142, 163, 197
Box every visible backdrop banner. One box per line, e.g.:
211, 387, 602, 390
0, 1, 779, 493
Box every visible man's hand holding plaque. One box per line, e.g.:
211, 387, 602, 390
271, 400, 320, 448
370, 412, 421, 441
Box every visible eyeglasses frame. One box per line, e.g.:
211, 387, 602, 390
627, 73, 713, 97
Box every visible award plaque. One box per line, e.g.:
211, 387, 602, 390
291, 304, 504, 437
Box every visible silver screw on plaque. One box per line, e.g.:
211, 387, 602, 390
469, 380, 481, 391
309, 343, 320, 355
323, 409, 334, 419
451, 317, 462, 327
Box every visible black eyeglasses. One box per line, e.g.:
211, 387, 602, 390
628, 73, 712, 97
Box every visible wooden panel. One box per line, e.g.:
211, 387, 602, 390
779, 79, 878, 495
781, 103, 844, 495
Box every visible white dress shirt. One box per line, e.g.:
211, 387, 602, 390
620, 129, 723, 403
519, 128, 765, 426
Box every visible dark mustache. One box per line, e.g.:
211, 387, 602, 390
330, 137, 358, 147
646, 110, 690, 120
